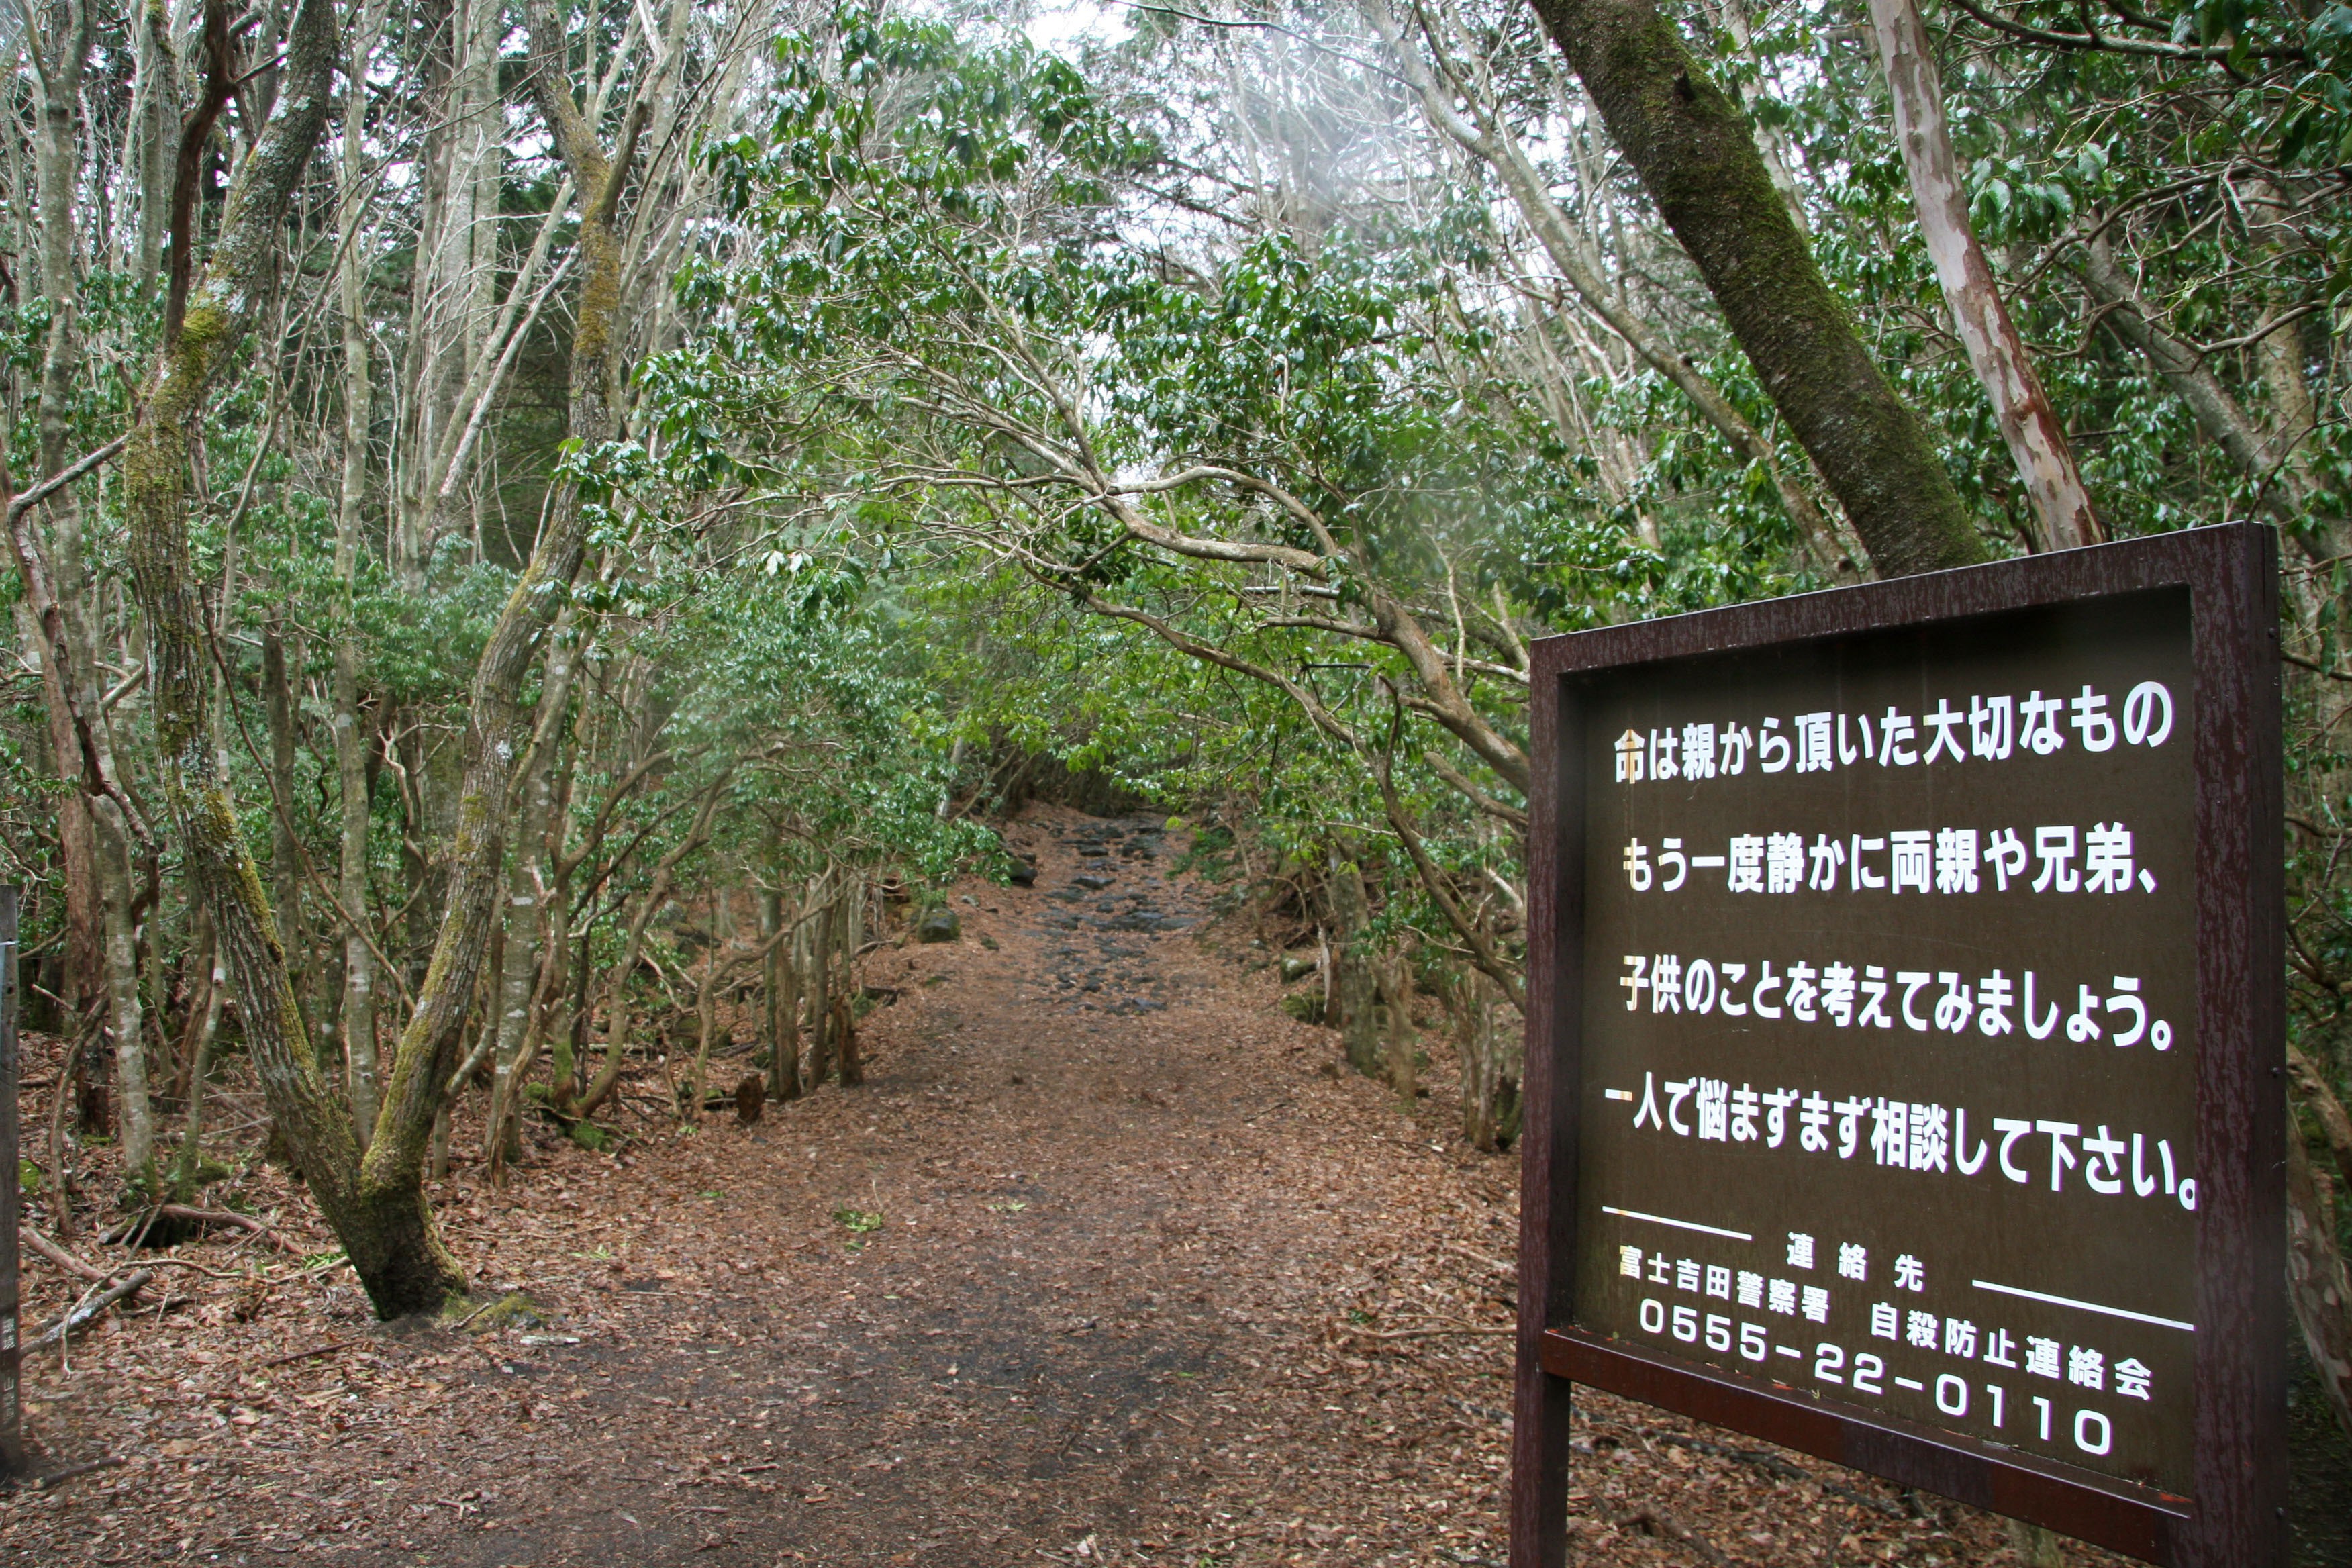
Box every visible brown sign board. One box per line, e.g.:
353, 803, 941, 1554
1512, 526, 2284, 1567
1, 885, 21, 1472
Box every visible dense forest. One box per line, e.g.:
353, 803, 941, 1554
2, 0, 2350, 1528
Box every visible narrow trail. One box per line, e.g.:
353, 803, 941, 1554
6, 806, 2120, 1567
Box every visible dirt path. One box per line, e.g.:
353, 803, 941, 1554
5, 806, 2120, 1567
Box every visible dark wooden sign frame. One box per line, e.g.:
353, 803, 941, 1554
1, 884, 22, 1473
1512, 524, 2284, 1567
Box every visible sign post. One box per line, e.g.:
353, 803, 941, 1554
0, 884, 22, 1473
1512, 525, 2284, 1567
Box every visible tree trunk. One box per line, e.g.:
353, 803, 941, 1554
8, 555, 99, 1032
1865, 0, 2099, 552
1449, 969, 1524, 1153
332, 2, 384, 1143
2288, 1130, 2352, 1442
836, 891, 863, 1087
91, 796, 155, 1188
262, 630, 307, 995
1377, 946, 1418, 1101
24, 0, 103, 1034
1524, 0, 1986, 577
486, 619, 575, 1171
168, 948, 227, 1202
689, 969, 720, 1116
808, 883, 835, 1087
1372, 0, 1857, 573
121, 0, 473, 1319
1326, 853, 1381, 1077
132, 0, 179, 291
763, 882, 801, 1101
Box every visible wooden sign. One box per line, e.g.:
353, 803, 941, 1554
1512, 526, 2284, 1567
1, 884, 22, 1473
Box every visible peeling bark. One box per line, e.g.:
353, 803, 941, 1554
1867, 0, 2100, 552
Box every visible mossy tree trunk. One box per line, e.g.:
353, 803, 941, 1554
119, 0, 636, 1318
1524, 0, 1986, 577
121, 0, 464, 1318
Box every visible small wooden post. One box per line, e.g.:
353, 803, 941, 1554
0, 885, 25, 1472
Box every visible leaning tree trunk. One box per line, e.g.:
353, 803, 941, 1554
1865, 0, 2099, 553
1522, 0, 1986, 577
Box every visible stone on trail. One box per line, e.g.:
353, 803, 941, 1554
917, 906, 962, 943
1008, 858, 1037, 887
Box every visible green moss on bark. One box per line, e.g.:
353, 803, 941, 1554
1527, 0, 1986, 578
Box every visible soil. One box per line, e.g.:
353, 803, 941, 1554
3, 805, 2135, 1567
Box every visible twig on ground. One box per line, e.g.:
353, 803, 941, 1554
157, 1204, 306, 1255
34, 1457, 126, 1490
252, 1339, 356, 1369
448, 1298, 501, 1331
1643, 1428, 1812, 1485
1593, 1504, 1737, 1567
31, 1269, 153, 1349
20, 1224, 110, 1281
1338, 1320, 1512, 1340
28, 1221, 269, 1283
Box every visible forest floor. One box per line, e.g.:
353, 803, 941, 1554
1, 804, 2131, 1568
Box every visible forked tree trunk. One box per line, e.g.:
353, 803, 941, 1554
120, 0, 462, 1317
120, 0, 636, 1318
571, 779, 725, 1122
